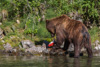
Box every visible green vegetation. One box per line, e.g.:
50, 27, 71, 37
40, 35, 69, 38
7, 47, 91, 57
0, 0, 100, 48
89, 26, 100, 43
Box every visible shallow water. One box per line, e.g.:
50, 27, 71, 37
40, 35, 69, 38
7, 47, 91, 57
0, 54, 100, 67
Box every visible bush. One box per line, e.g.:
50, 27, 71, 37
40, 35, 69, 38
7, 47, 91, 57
89, 26, 100, 43
36, 22, 51, 38
0, 0, 100, 44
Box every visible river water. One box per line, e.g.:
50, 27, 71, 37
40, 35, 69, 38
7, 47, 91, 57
0, 54, 100, 67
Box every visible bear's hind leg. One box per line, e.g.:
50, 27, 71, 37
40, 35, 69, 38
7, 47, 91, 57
84, 35, 93, 58
84, 44, 93, 58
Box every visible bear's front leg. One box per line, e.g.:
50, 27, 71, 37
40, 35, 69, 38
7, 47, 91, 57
74, 45, 80, 58
56, 35, 64, 49
49, 36, 63, 54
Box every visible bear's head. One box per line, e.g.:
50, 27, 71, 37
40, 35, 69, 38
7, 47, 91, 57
46, 20, 56, 37
45, 14, 69, 38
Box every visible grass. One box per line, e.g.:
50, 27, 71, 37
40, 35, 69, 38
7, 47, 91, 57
0, 20, 15, 29
89, 26, 100, 43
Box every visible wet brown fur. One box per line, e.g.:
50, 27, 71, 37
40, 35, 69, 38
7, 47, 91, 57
46, 14, 93, 58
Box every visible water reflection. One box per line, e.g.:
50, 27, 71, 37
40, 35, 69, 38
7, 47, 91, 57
47, 56, 69, 67
0, 54, 99, 67
73, 58, 92, 67
47, 56, 93, 67
73, 58, 80, 67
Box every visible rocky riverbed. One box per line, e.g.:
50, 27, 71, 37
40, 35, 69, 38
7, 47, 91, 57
1, 39, 100, 57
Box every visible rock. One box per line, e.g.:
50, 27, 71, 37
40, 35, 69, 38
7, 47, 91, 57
95, 40, 99, 46
34, 45, 43, 53
68, 11, 83, 22
56, 49, 65, 55
3, 43, 13, 52
81, 48, 86, 52
21, 40, 47, 54
16, 19, 20, 24
0, 23, 2, 25
1, 9, 8, 21
11, 25, 16, 32
25, 45, 46, 54
13, 48, 17, 53
3, 43, 19, 54
25, 48, 35, 54
0, 34, 4, 39
3, 27, 13, 35
68, 43, 74, 51
1, 40, 5, 43
21, 40, 34, 49
0, 28, 4, 39
42, 49, 50, 54
93, 40, 100, 50
95, 45, 100, 50
0, 28, 3, 35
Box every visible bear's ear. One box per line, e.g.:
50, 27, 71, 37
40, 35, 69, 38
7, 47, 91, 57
62, 14, 66, 17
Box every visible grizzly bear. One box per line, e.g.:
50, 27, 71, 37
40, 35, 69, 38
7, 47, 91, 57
46, 14, 93, 58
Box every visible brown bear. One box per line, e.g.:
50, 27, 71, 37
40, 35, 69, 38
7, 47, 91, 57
46, 14, 93, 58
